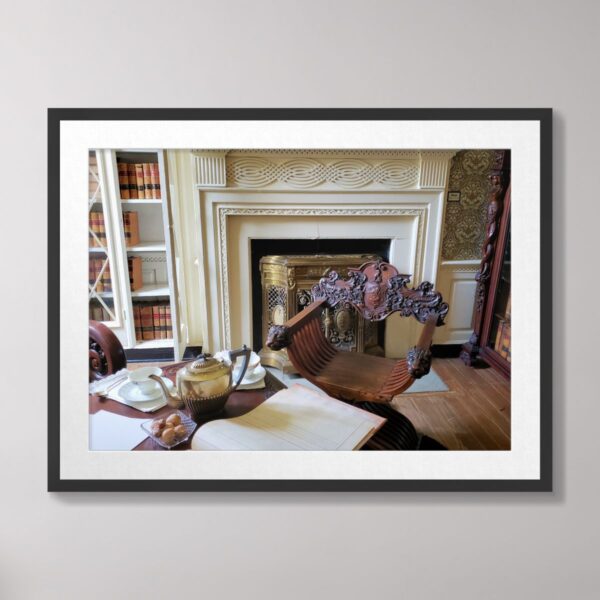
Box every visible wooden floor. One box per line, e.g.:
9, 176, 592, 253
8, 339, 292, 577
392, 358, 511, 450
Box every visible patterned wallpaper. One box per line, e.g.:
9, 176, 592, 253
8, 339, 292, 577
441, 150, 499, 261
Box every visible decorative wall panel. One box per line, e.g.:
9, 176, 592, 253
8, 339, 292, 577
441, 150, 499, 260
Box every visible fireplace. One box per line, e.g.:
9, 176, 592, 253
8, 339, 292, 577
251, 240, 391, 371
189, 149, 456, 358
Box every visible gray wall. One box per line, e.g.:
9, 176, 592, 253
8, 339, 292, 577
1, 1, 596, 598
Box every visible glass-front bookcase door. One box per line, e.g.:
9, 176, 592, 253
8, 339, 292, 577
88, 150, 128, 345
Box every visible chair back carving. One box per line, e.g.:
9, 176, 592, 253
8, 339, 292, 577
311, 260, 449, 325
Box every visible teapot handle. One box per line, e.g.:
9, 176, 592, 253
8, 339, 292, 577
229, 345, 251, 390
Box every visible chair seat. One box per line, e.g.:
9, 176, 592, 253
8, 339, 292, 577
314, 352, 413, 403
266, 260, 448, 406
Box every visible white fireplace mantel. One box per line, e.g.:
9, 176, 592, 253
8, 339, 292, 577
168, 149, 457, 356
192, 149, 456, 191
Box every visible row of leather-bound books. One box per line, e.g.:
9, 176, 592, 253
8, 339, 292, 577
89, 304, 113, 322
117, 162, 161, 200
89, 211, 140, 247
89, 257, 143, 293
134, 302, 173, 340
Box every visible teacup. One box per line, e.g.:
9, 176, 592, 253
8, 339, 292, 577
128, 366, 162, 396
233, 351, 260, 379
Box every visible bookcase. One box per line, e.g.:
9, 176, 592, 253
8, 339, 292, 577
88, 149, 182, 360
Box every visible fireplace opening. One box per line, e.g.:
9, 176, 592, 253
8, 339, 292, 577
251, 238, 391, 365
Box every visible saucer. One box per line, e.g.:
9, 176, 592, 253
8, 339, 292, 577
119, 378, 174, 403
235, 365, 266, 386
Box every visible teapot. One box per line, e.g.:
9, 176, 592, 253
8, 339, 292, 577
150, 345, 251, 421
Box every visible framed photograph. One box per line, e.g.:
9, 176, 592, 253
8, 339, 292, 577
48, 108, 552, 491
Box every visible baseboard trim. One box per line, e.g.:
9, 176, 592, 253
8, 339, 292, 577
125, 345, 203, 364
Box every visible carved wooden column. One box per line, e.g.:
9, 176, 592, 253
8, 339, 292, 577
460, 150, 511, 366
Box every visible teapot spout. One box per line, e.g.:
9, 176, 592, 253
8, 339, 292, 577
150, 374, 182, 408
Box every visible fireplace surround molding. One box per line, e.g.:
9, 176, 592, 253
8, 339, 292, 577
169, 149, 458, 355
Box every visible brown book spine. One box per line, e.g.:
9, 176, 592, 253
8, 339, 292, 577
89, 212, 98, 247
88, 212, 94, 247
152, 304, 161, 339
143, 163, 153, 199
98, 212, 106, 247
150, 163, 160, 199
123, 212, 131, 246
133, 304, 142, 340
165, 304, 172, 339
128, 256, 143, 290
102, 260, 112, 292
500, 322, 511, 362
135, 164, 145, 198
140, 305, 154, 340
159, 304, 167, 339
495, 320, 504, 354
127, 163, 138, 199
88, 258, 95, 287
127, 211, 140, 246
117, 161, 130, 199
95, 259, 104, 292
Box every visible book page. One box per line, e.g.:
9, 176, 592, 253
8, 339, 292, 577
191, 384, 386, 451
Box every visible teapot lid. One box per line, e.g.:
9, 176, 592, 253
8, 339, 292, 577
186, 353, 229, 377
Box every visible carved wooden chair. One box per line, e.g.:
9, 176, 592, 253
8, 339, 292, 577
89, 320, 127, 382
266, 260, 449, 405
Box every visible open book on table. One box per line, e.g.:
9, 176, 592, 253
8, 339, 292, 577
191, 384, 386, 451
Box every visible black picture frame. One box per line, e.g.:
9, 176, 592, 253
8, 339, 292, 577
48, 108, 552, 492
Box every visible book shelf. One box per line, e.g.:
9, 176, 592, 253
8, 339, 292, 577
88, 149, 181, 360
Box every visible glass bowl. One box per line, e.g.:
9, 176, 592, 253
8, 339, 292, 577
140, 410, 197, 449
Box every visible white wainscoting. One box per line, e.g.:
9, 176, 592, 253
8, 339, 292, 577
433, 260, 480, 345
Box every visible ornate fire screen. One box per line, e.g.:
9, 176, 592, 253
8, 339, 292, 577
259, 254, 383, 372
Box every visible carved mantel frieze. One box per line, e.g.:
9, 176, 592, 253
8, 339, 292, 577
192, 149, 456, 191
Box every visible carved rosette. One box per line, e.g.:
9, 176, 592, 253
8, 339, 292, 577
89, 341, 108, 379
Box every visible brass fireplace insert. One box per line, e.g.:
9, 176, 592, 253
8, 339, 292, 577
258, 254, 384, 372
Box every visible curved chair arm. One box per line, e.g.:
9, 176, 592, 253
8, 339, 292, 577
89, 320, 127, 381
406, 313, 438, 379
266, 299, 327, 350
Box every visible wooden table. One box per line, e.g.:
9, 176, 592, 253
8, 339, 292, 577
90, 361, 427, 451
89, 362, 286, 451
